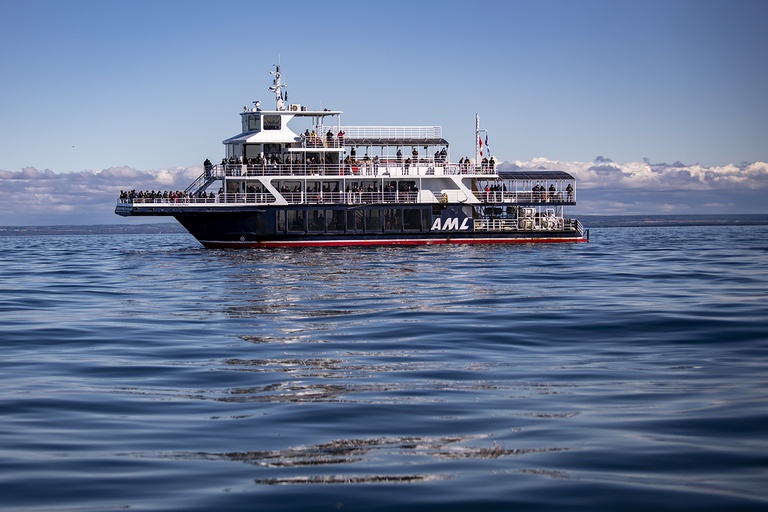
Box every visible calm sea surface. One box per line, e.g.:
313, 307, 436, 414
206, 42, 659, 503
1, 226, 766, 511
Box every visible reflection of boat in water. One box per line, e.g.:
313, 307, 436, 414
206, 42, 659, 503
116, 65, 588, 248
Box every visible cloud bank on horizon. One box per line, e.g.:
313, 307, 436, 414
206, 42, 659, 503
1, 158, 766, 226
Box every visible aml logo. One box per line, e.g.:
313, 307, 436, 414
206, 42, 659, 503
431, 217, 470, 231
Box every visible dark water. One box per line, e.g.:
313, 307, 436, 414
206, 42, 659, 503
1, 226, 767, 511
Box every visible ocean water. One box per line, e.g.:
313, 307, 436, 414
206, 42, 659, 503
1, 225, 766, 512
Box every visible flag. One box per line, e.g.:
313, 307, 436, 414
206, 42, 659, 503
479, 135, 483, 156
485, 134, 491, 158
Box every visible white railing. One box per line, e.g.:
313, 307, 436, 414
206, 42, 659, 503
215, 161, 495, 178
118, 192, 276, 205
471, 190, 576, 204
474, 219, 518, 231
333, 126, 442, 140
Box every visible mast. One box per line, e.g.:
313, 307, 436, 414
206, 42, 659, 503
269, 64, 287, 111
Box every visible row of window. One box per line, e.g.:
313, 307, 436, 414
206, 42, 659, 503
276, 208, 431, 234
246, 114, 281, 132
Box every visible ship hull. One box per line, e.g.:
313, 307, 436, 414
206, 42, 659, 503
170, 206, 587, 248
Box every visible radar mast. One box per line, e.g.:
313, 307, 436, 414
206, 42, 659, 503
269, 64, 287, 111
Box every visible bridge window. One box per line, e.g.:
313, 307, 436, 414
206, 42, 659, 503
263, 115, 281, 130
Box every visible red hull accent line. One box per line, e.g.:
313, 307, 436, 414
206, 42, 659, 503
115, 64, 587, 248
202, 239, 589, 249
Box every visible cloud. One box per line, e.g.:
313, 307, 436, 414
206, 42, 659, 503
0, 165, 204, 225
505, 158, 768, 192
0, 167, 57, 180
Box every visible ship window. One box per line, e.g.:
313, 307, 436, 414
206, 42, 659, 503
322, 181, 340, 193
422, 208, 431, 229
280, 181, 302, 192
326, 210, 344, 232
347, 210, 364, 232
248, 115, 260, 131
365, 209, 381, 232
263, 115, 281, 130
308, 209, 324, 232
244, 144, 261, 161
287, 209, 305, 232
384, 209, 402, 232
277, 210, 286, 232
403, 209, 421, 231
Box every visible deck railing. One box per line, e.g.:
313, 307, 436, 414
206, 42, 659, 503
214, 161, 494, 178
471, 190, 575, 204
333, 126, 443, 140
118, 191, 422, 206
120, 193, 276, 205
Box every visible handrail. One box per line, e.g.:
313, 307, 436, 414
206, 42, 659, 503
332, 126, 442, 140
118, 190, 422, 207
119, 192, 276, 205
184, 165, 225, 195
470, 190, 576, 204
216, 161, 496, 177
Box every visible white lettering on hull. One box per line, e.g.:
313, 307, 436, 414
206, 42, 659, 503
431, 218, 470, 231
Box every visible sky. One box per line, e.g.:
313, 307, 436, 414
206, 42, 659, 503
1, 0, 767, 225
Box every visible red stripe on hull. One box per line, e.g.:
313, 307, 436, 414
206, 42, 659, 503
201, 237, 588, 249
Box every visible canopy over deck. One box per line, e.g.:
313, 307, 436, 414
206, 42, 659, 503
497, 170, 575, 181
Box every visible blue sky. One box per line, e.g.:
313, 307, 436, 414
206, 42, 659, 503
1, 0, 767, 225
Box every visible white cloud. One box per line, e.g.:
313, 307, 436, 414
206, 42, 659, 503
501, 158, 768, 191
0, 165, 205, 225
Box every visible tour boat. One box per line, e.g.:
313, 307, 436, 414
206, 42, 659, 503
116, 66, 588, 247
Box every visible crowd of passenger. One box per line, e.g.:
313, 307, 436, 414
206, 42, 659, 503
119, 189, 215, 203
531, 183, 574, 202
205, 146, 493, 176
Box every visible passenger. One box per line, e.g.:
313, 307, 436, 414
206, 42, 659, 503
566, 183, 574, 201
549, 184, 556, 202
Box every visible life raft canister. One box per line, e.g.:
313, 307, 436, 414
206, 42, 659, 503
440, 193, 449, 204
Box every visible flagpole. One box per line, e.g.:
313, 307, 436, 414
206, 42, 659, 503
475, 113, 480, 166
